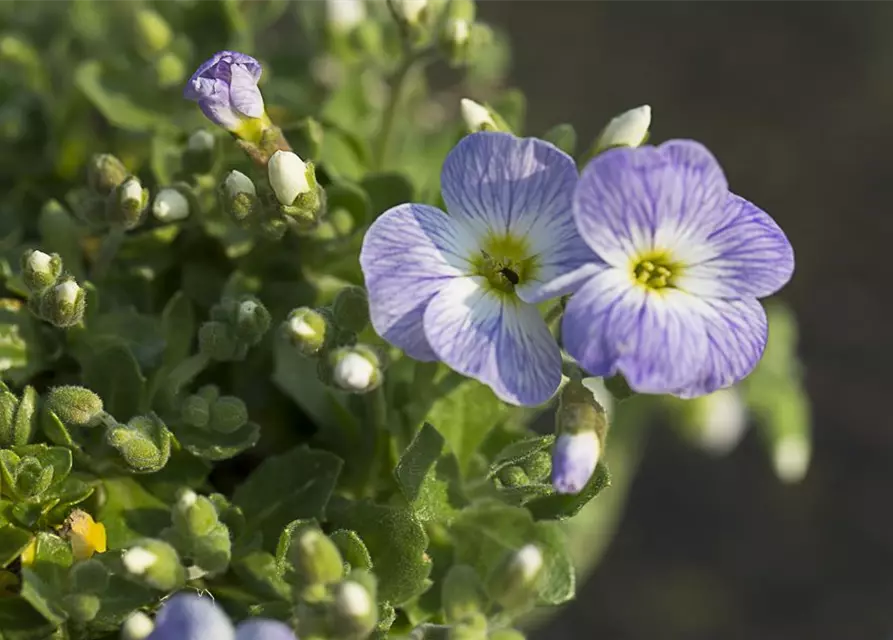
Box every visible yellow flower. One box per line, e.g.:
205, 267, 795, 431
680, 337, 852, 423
62, 509, 107, 560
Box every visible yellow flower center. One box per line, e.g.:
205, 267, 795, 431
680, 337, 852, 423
631, 251, 682, 291
471, 232, 538, 295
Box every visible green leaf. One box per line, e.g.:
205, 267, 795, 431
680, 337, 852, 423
177, 421, 260, 461
361, 173, 414, 218
233, 447, 342, 551
0, 299, 47, 386
450, 502, 575, 606
0, 525, 32, 567
74, 60, 167, 132
526, 462, 611, 520
329, 529, 373, 572
328, 498, 432, 605
75, 308, 165, 372
81, 344, 146, 420
395, 423, 444, 503
96, 477, 169, 549
19, 568, 66, 626
423, 377, 512, 474
88, 555, 156, 632
15, 445, 72, 491
487, 435, 554, 479
160, 291, 195, 367
231, 549, 291, 602
0, 597, 58, 640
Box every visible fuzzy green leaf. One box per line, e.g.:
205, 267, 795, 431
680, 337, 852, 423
330, 529, 373, 573
0, 525, 32, 567
488, 436, 555, 479
0, 597, 58, 640
527, 462, 611, 521
161, 291, 195, 367
81, 344, 146, 420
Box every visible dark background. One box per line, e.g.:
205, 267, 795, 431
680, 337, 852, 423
474, 2, 893, 639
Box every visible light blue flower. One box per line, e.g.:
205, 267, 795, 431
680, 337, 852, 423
183, 51, 268, 138
562, 140, 794, 398
147, 593, 296, 640
551, 431, 600, 494
360, 132, 595, 406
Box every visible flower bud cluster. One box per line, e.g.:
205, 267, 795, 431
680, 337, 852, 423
163, 488, 232, 577
20, 249, 86, 328
199, 295, 271, 362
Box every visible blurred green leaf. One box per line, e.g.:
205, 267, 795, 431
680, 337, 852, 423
97, 476, 169, 549
0, 525, 31, 567
0, 596, 57, 640
81, 344, 146, 420
74, 60, 167, 132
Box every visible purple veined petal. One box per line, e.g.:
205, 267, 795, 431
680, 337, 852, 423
573, 140, 728, 268
672, 296, 768, 398
422, 276, 562, 406
148, 593, 235, 640
516, 260, 606, 304
229, 62, 265, 118
198, 97, 243, 132
672, 193, 795, 299
360, 203, 476, 360
562, 268, 710, 393
236, 619, 298, 640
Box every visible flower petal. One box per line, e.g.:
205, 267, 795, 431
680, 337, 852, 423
236, 620, 297, 640
229, 62, 265, 118
563, 269, 710, 393
673, 194, 794, 298
423, 277, 561, 406
573, 140, 728, 268
149, 593, 235, 640
360, 204, 474, 360
674, 297, 768, 398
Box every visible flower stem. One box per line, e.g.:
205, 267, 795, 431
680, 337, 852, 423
90, 227, 126, 282
373, 56, 418, 171
362, 385, 389, 497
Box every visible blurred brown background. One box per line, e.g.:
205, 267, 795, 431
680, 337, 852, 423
474, 2, 893, 639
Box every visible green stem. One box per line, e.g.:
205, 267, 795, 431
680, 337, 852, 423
362, 385, 389, 497
372, 56, 418, 171
90, 227, 126, 282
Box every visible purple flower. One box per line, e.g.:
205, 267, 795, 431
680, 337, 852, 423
562, 140, 794, 398
551, 431, 600, 494
148, 593, 297, 640
184, 51, 265, 133
360, 132, 595, 406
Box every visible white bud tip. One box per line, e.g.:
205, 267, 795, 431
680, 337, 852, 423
289, 316, 317, 338
773, 435, 810, 483
225, 170, 257, 197
123, 547, 158, 575
449, 19, 470, 46
56, 280, 81, 306
121, 178, 143, 202
327, 0, 366, 30
187, 129, 215, 152
334, 352, 374, 391
515, 544, 543, 581
399, 0, 427, 23
337, 581, 372, 617
152, 188, 190, 222
239, 300, 259, 322
177, 489, 198, 510
460, 98, 496, 133
121, 611, 154, 640
600, 104, 652, 149
695, 388, 748, 455
28, 250, 52, 273
268, 150, 310, 206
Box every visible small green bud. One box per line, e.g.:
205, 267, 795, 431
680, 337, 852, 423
331, 578, 378, 639
221, 170, 260, 224
44, 385, 104, 427
122, 538, 185, 591
0, 386, 37, 447
593, 105, 651, 154
155, 52, 186, 89
441, 18, 471, 66
284, 307, 332, 357
189, 522, 232, 575
38, 278, 86, 328
152, 187, 190, 223
62, 592, 101, 623
172, 489, 219, 538
69, 558, 110, 594
196, 384, 220, 405
327, 345, 383, 394
121, 611, 154, 640
198, 321, 239, 361
209, 396, 248, 434
106, 176, 149, 230
497, 465, 528, 488
232, 297, 271, 345
20, 249, 62, 293
180, 395, 210, 429
519, 450, 552, 483
460, 99, 508, 133
332, 287, 370, 333
14, 456, 53, 499
134, 8, 172, 55
442, 565, 488, 625
185, 130, 215, 174
448, 615, 488, 640
487, 544, 543, 610
288, 528, 344, 587
105, 414, 172, 473
87, 154, 128, 195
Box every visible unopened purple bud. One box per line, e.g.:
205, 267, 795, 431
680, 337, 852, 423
551, 431, 600, 495
183, 51, 266, 134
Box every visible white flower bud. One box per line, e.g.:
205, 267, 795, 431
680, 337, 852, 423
187, 129, 215, 152
122, 547, 158, 575
290, 317, 317, 339
177, 488, 198, 511
56, 280, 81, 307
121, 611, 154, 640
336, 580, 373, 618
268, 150, 311, 206
597, 105, 651, 150
448, 18, 470, 47
692, 388, 748, 455
224, 170, 256, 198
327, 0, 366, 31
773, 434, 810, 483
120, 177, 144, 205
152, 188, 190, 222
27, 250, 51, 274
333, 352, 374, 392
460, 98, 497, 133
514, 544, 543, 582
397, 0, 428, 24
